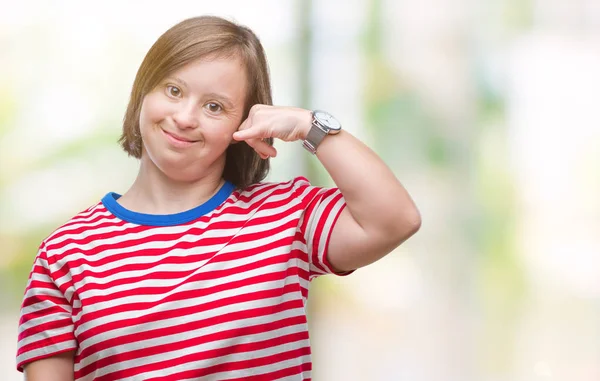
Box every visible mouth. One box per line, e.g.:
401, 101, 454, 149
160, 128, 200, 147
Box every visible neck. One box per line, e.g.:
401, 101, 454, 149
118, 156, 226, 215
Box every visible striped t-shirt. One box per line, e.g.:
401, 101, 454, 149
16, 177, 349, 380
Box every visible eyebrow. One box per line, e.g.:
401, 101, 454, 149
168, 76, 189, 89
204, 92, 235, 109
166, 77, 236, 109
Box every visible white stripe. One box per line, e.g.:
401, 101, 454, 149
302, 189, 344, 274
51, 202, 301, 278
67, 225, 297, 292
27, 272, 58, 288
315, 194, 345, 272
20, 299, 71, 318
271, 369, 312, 381
47, 211, 115, 241
95, 332, 310, 380
75, 265, 301, 333
18, 308, 72, 333
75, 306, 307, 372
230, 204, 301, 234
16, 340, 77, 369
47, 178, 298, 246
51, 223, 215, 258
46, 180, 302, 259
76, 238, 296, 299
56, 193, 302, 253
139, 354, 313, 381
218, 225, 297, 255
58, 240, 224, 287
18, 325, 74, 349
73, 239, 310, 309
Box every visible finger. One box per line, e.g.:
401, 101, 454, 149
248, 104, 264, 118
256, 140, 277, 158
233, 118, 251, 139
233, 126, 266, 141
245, 138, 278, 158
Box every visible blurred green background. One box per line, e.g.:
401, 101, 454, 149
1, 0, 599, 380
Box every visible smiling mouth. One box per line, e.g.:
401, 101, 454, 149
161, 129, 199, 143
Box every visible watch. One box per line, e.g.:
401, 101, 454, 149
302, 110, 342, 154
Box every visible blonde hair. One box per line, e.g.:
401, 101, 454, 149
119, 16, 273, 189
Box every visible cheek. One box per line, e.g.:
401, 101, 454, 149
202, 131, 233, 152
138, 101, 152, 131
139, 95, 167, 128
219, 124, 241, 146
203, 119, 238, 141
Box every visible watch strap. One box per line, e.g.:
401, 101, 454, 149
302, 121, 327, 154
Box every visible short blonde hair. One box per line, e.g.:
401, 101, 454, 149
119, 16, 273, 189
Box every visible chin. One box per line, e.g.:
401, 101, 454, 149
154, 161, 201, 183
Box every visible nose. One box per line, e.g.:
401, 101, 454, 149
172, 102, 199, 129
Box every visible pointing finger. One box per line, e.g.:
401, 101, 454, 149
233, 127, 265, 141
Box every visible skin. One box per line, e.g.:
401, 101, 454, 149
24, 54, 420, 378
23, 351, 74, 380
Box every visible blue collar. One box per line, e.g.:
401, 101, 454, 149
101, 182, 235, 226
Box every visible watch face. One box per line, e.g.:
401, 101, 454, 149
314, 110, 342, 131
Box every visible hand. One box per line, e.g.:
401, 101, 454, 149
232, 105, 312, 159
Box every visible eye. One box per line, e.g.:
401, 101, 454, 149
204, 102, 223, 114
165, 85, 182, 98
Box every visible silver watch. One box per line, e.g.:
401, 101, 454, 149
302, 110, 342, 154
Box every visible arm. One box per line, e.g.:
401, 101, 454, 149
17, 248, 78, 380
233, 106, 421, 272
23, 351, 75, 381
315, 129, 421, 272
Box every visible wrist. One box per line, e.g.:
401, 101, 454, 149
300, 109, 313, 140
301, 109, 342, 154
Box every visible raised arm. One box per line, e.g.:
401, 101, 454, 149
313, 128, 421, 271
233, 105, 421, 272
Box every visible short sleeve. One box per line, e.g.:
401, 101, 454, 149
294, 177, 353, 279
16, 245, 77, 372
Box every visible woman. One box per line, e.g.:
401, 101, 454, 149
17, 16, 420, 380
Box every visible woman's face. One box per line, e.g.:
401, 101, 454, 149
139, 55, 248, 182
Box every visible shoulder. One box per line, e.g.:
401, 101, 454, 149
229, 177, 340, 216
41, 198, 112, 255
233, 176, 313, 202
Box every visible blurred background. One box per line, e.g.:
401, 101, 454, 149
1, 0, 599, 380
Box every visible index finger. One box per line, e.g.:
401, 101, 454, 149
233, 125, 265, 141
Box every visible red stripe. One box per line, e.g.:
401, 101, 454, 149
17, 331, 76, 354
48, 217, 246, 255
19, 303, 70, 326
17, 346, 77, 373
311, 191, 343, 273
47, 180, 300, 258
233, 180, 295, 203
222, 361, 312, 381
80, 258, 298, 309
77, 313, 307, 378
94, 338, 311, 381
50, 202, 301, 279
77, 280, 302, 344
71, 226, 298, 296
21, 292, 68, 310
78, 302, 306, 362
47, 213, 122, 242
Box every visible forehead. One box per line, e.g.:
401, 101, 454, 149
166, 56, 248, 98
